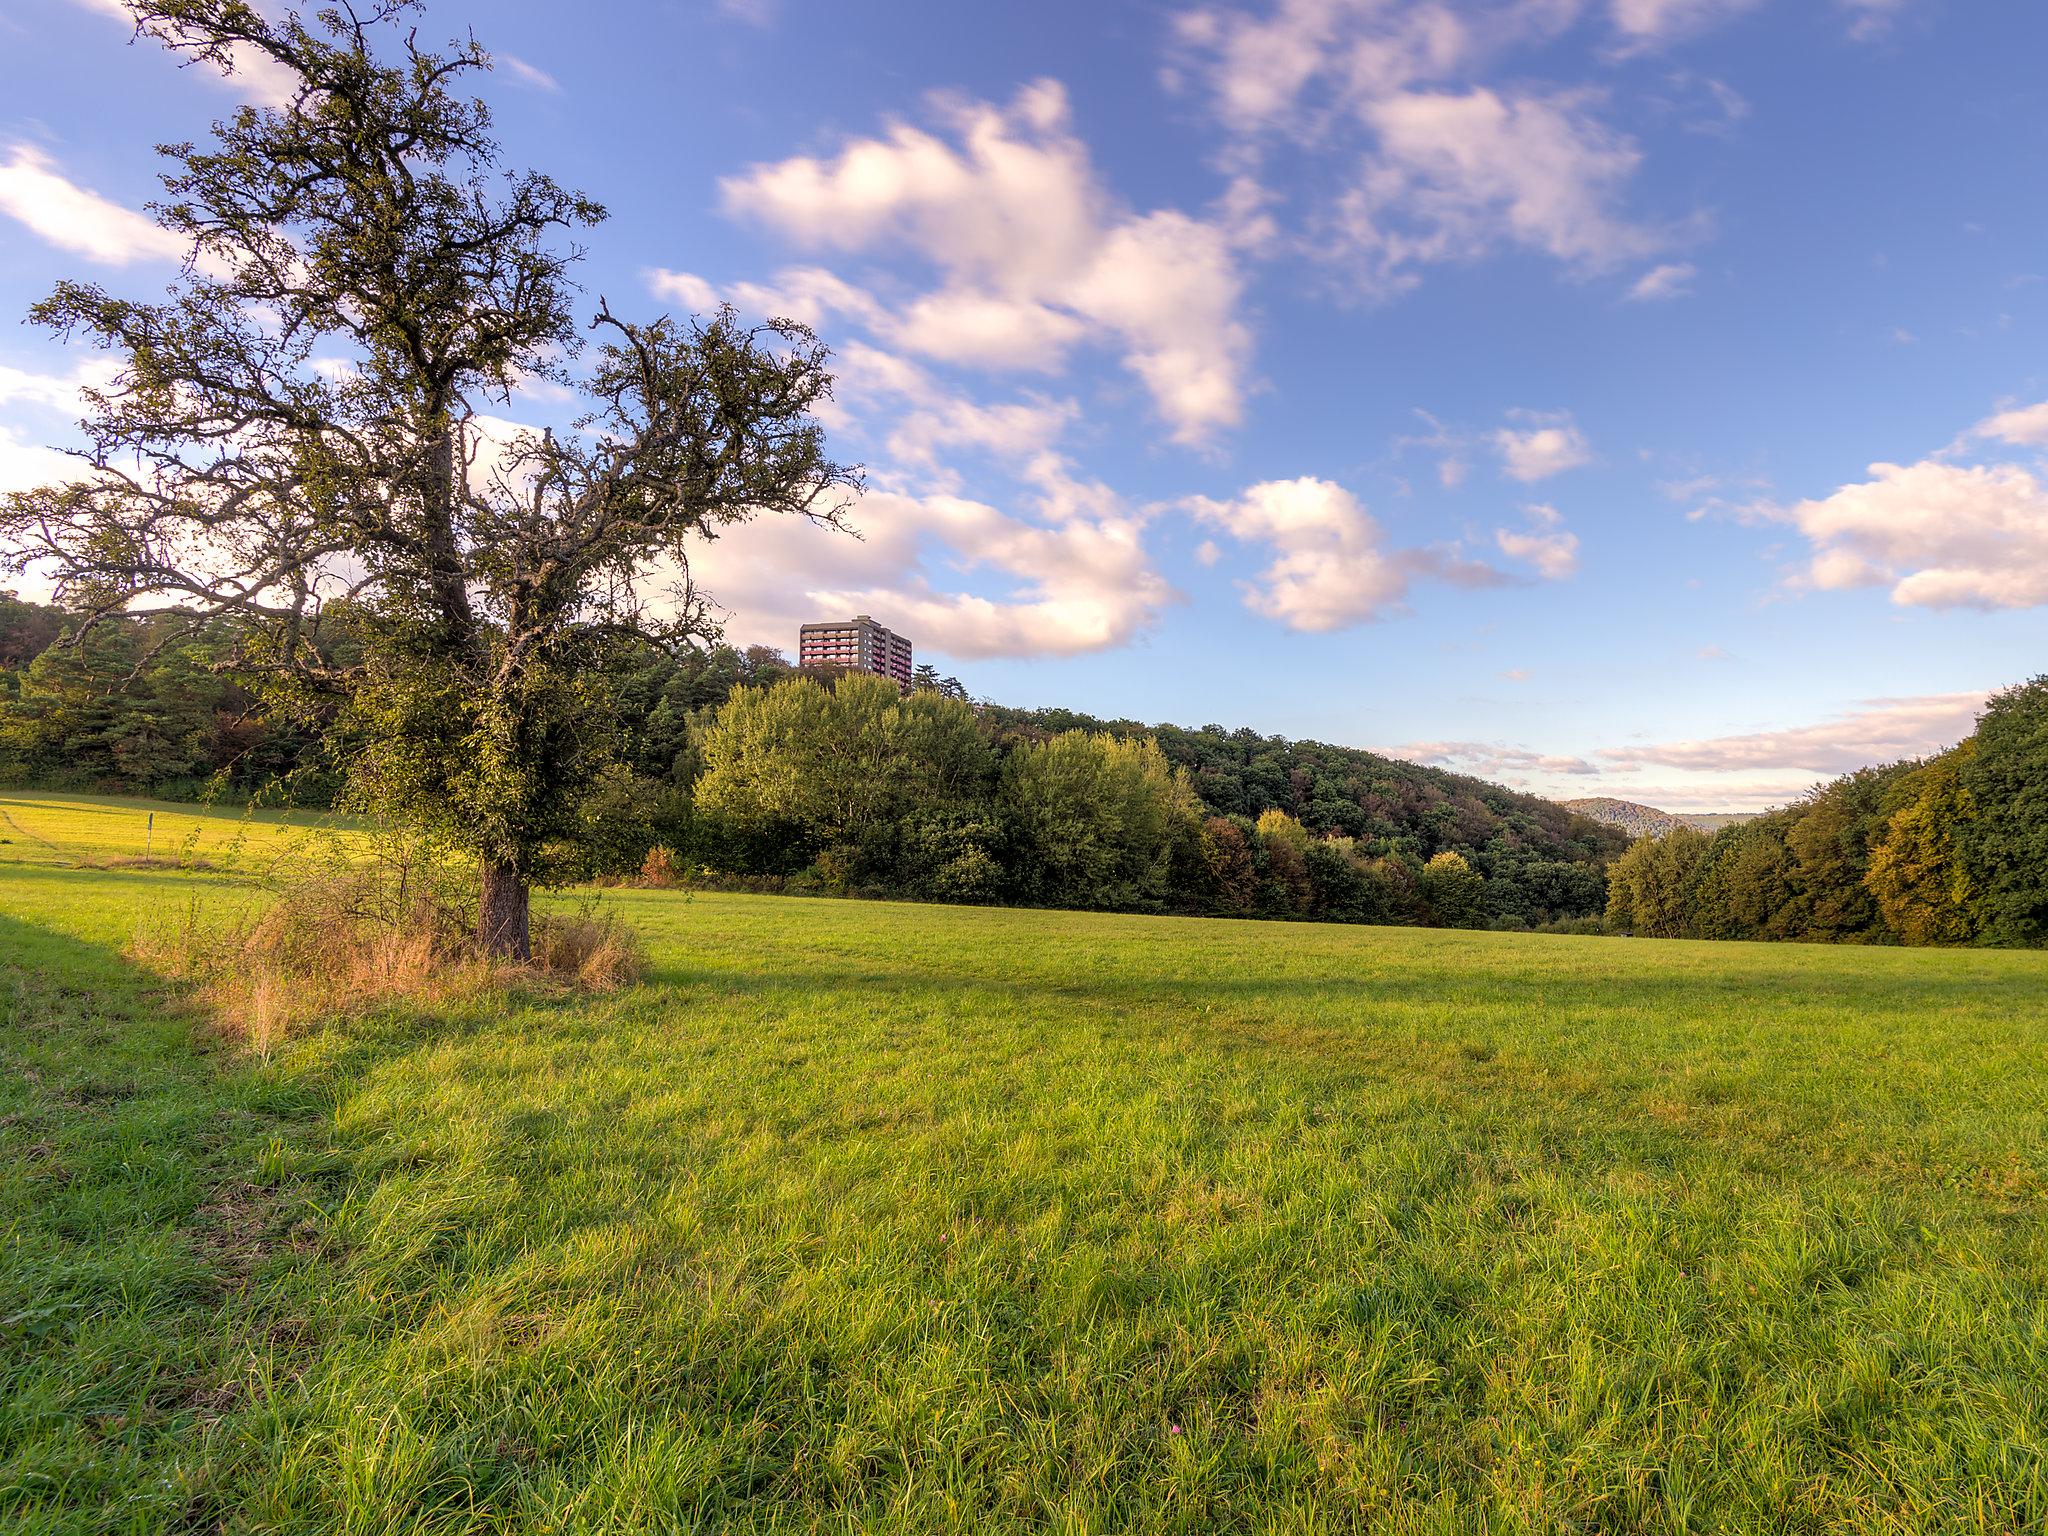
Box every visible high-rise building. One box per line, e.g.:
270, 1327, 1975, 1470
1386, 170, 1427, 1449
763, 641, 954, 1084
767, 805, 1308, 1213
798, 614, 913, 688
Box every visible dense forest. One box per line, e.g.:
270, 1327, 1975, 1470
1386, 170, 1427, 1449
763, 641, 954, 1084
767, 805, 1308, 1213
5, 594, 2040, 944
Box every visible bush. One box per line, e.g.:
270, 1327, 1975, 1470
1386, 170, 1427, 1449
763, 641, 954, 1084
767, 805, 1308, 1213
133, 837, 644, 1053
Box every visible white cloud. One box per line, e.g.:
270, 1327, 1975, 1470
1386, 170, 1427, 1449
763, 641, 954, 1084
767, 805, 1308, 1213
0, 357, 120, 413
1599, 691, 1986, 774
1495, 502, 1580, 577
887, 288, 1085, 371
1170, 3, 1686, 294
1608, 0, 1764, 50
1626, 261, 1695, 301
1336, 86, 1670, 287
1387, 688, 1983, 811
1494, 411, 1593, 481
1838, 0, 1908, 40
65, 0, 299, 106
1972, 399, 2048, 447
717, 81, 1252, 444
0, 424, 77, 496
1390, 740, 1602, 778
0, 145, 185, 267
645, 268, 721, 312
498, 54, 561, 93
829, 342, 1078, 473
1785, 458, 2048, 610
1187, 475, 1509, 630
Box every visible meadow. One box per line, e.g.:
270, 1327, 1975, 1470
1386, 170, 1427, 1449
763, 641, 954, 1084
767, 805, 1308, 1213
2, 790, 2045, 1534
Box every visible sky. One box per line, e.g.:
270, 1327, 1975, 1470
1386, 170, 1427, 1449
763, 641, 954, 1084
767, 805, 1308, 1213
2, 0, 2045, 811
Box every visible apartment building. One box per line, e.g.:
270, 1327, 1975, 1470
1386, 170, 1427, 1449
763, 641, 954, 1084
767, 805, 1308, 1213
797, 614, 913, 688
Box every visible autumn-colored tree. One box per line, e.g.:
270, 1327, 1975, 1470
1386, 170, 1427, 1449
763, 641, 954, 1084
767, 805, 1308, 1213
1864, 744, 1979, 945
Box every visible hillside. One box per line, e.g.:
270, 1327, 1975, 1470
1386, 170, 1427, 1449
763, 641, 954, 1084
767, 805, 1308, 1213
1561, 795, 1756, 838
983, 705, 1629, 866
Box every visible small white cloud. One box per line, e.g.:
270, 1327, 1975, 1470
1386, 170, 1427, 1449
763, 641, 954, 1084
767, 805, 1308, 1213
1188, 475, 1510, 631
1494, 411, 1593, 482
1390, 741, 1601, 779
1626, 261, 1696, 301
645, 269, 723, 313
1500, 667, 1532, 682
65, 0, 299, 105
1697, 643, 1730, 660
1838, 0, 1909, 41
684, 480, 1173, 660
1495, 502, 1580, 578
1336, 86, 1674, 292
1608, 0, 1765, 50
1973, 399, 2048, 447
0, 423, 78, 495
1194, 538, 1222, 567
0, 356, 120, 412
498, 54, 561, 93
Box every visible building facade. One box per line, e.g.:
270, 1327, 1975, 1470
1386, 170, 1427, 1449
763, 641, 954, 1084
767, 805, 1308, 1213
798, 614, 913, 688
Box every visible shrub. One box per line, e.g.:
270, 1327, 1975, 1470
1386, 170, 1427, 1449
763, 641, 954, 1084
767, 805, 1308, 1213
133, 837, 644, 1053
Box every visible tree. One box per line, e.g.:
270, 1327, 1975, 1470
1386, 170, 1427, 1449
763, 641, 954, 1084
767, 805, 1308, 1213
1689, 812, 1802, 940
911, 662, 970, 701
1419, 850, 1485, 928
693, 675, 991, 884
1783, 768, 1902, 941
1957, 677, 2048, 945
1865, 744, 1979, 946
1199, 815, 1259, 914
1253, 808, 1312, 916
0, 2, 853, 957
1000, 732, 1200, 910
1604, 827, 1710, 938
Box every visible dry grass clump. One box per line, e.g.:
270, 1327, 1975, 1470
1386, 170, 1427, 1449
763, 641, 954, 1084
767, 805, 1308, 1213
133, 846, 645, 1055
532, 907, 648, 992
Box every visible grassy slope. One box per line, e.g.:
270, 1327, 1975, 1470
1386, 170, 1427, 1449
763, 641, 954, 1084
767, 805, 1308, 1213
1, 792, 2045, 1533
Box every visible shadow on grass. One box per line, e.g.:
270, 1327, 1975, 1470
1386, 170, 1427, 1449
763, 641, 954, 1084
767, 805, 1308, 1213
0, 911, 331, 1534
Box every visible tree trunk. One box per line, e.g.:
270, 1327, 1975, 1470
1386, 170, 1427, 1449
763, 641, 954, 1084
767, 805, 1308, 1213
479, 860, 531, 962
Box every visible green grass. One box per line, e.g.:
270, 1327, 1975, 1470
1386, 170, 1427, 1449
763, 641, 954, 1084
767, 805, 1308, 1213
0, 789, 357, 871
2, 792, 2045, 1533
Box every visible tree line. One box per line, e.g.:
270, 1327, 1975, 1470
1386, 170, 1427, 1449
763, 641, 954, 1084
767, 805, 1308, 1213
1605, 677, 2048, 947
7, 589, 2039, 944
0, 595, 1621, 930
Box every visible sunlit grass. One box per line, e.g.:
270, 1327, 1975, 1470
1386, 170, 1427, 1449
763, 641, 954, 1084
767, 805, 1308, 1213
0, 789, 358, 872
2, 792, 2044, 1532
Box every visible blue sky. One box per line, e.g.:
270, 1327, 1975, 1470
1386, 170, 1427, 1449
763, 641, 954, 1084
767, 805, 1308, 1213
2, 0, 2045, 809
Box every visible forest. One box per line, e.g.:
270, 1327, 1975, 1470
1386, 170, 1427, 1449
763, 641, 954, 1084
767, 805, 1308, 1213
1605, 675, 2048, 948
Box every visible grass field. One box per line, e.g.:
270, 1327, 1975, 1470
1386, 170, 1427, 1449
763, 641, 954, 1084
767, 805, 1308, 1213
2, 789, 2045, 1533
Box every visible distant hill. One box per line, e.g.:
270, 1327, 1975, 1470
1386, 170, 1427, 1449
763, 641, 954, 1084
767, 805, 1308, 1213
982, 705, 1631, 870
1560, 797, 1756, 838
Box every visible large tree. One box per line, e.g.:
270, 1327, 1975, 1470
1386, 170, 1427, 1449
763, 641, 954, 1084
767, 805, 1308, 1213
0, 0, 855, 956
